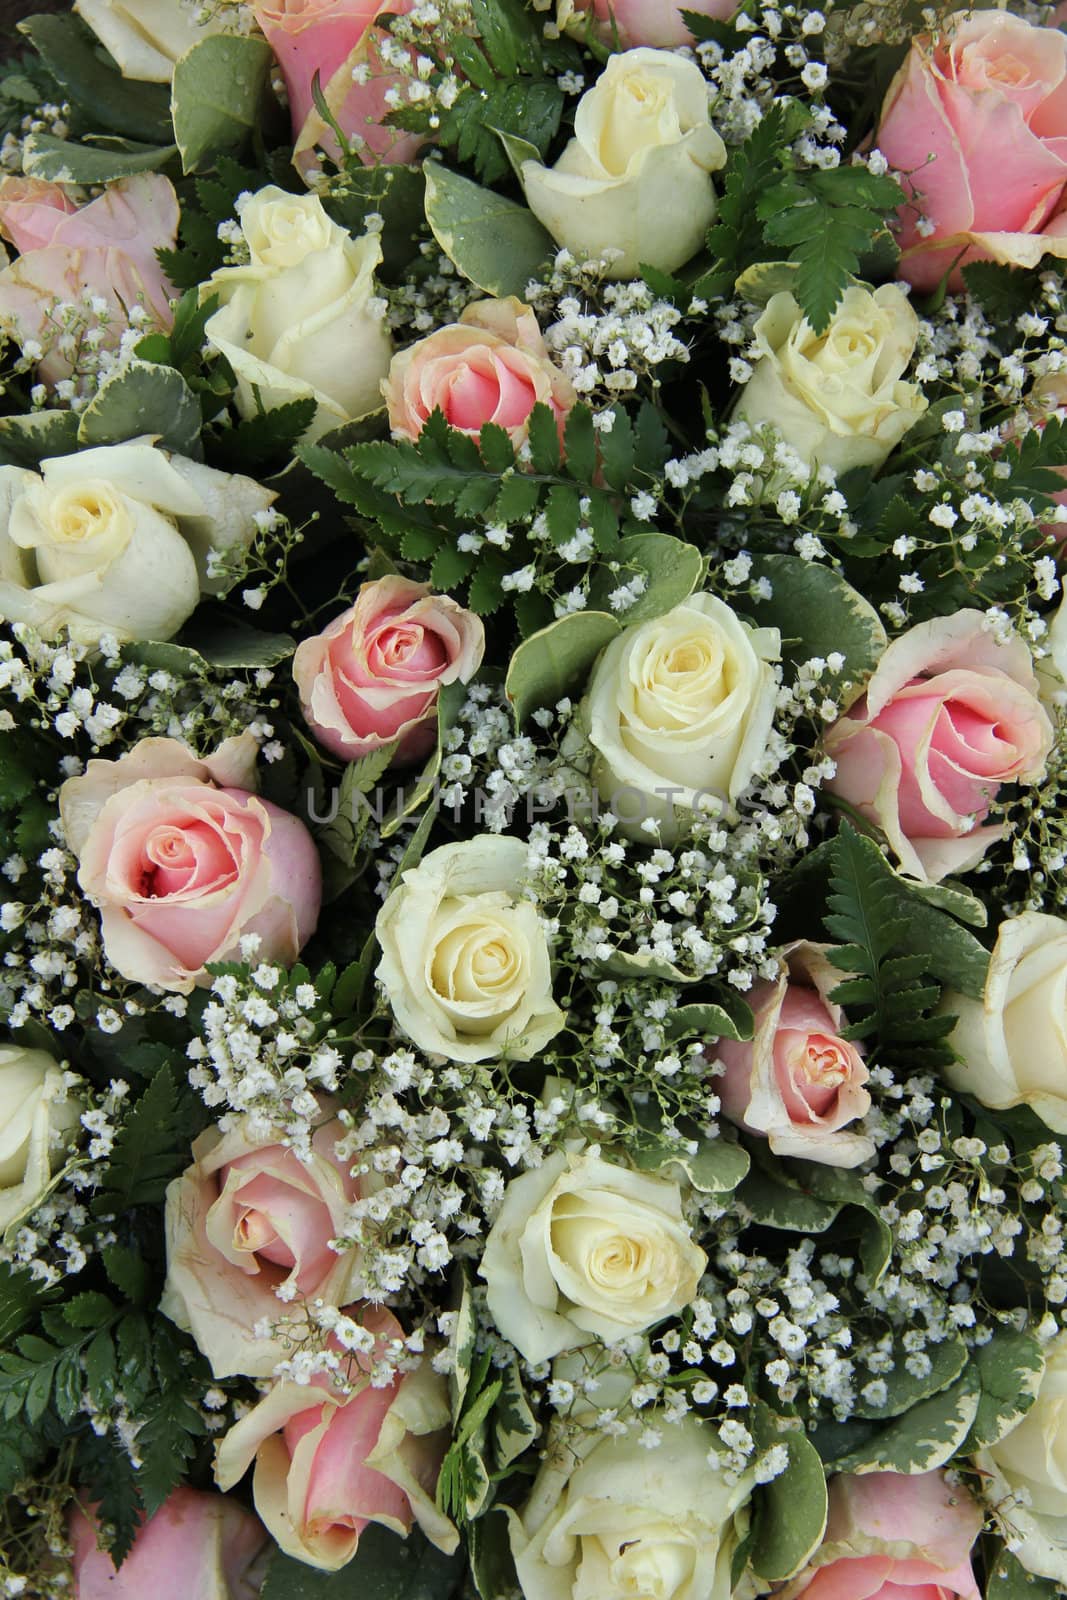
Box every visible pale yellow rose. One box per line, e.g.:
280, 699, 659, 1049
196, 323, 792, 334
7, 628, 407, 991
509, 1414, 752, 1600
479, 1147, 706, 1363
519, 48, 726, 278
0, 1044, 80, 1232
0, 439, 275, 645
734, 285, 928, 474
203, 187, 392, 444
374, 835, 565, 1064
942, 911, 1067, 1134
976, 1333, 1067, 1583
74, 0, 228, 82
583, 591, 780, 841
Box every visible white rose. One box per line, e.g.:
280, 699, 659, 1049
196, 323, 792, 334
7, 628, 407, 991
479, 1147, 707, 1363
74, 0, 228, 82
518, 48, 726, 279
375, 835, 565, 1064
734, 285, 928, 474
976, 1333, 1066, 1583
0, 439, 275, 645
583, 592, 779, 841
0, 1044, 81, 1232
204, 188, 393, 444
509, 1414, 752, 1600
942, 910, 1067, 1133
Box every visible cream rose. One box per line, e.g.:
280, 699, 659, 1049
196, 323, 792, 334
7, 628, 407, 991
0, 439, 275, 645
941, 911, 1067, 1134
519, 48, 726, 279
480, 1148, 706, 1363
734, 286, 928, 475
162, 1111, 364, 1379
509, 1414, 752, 1600
204, 187, 392, 444
976, 1333, 1066, 1583
374, 835, 564, 1064
74, 0, 228, 81
0, 1044, 80, 1232
583, 592, 779, 841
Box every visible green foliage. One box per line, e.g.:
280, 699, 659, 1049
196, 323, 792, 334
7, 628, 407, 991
423, 162, 554, 298
77, 359, 203, 458
749, 1404, 827, 1582
171, 34, 274, 174
17, 13, 172, 144
301, 401, 671, 628
745, 554, 886, 689
91, 1064, 202, 1215
390, 0, 577, 185
209, 397, 318, 471
22, 133, 178, 184
756, 164, 905, 332
157, 158, 269, 290
693, 100, 904, 329
262, 1526, 465, 1600
822, 823, 962, 1067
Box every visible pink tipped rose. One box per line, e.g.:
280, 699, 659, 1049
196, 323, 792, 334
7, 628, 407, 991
293, 576, 485, 765
825, 611, 1053, 883
783, 1470, 983, 1600
58, 733, 321, 993
0, 174, 178, 384
559, 0, 736, 50
215, 1306, 458, 1572
253, 0, 425, 178
712, 942, 873, 1168
384, 297, 577, 446
162, 1109, 363, 1379
875, 10, 1067, 292
70, 1487, 268, 1600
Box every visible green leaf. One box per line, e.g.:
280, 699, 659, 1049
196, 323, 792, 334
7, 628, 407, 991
852, 1333, 969, 1420
506, 610, 619, 726
210, 397, 318, 469
563, 405, 596, 483
91, 1065, 189, 1213
663, 999, 753, 1045
175, 621, 296, 671
750, 1404, 828, 1582
78, 360, 202, 457
587, 533, 703, 626
325, 164, 426, 275
492, 1358, 538, 1470
263, 1529, 463, 1599
964, 1328, 1045, 1451
102, 1245, 150, 1306
382, 679, 467, 838
424, 161, 553, 297
832, 1369, 980, 1474
737, 1156, 842, 1233
22, 133, 178, 184
135, 1379, 205, 1517
17, 14, 172, 143
747, 554, 886, 688
0, 409, 80, 468
171, 34, 273, 173
630, 1108, 749, 1193
528, 401, 561, 474
986, 1547, 1062, 1600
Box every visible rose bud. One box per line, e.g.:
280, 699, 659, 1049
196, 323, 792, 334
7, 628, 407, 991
293, 576, 485, 765
711, 942, 873, 1168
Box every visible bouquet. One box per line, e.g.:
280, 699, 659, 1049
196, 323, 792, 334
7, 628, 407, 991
2, 0, 1067, 1594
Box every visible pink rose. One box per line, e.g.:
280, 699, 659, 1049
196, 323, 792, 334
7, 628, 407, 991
58, 733, 321, 993
293, 576, 485, 764
70, 1488, 268, 1600
215, 1306, 458, 1572
875, 10, 1067, 292
783, 1471, 982, 1600
0, 174, 178, 384
824, 611, 1053, 883
560, 0, 736, 49
253, 0, 424, 178
384, 297, 577, 445
162, 1110, 363, 1378
712, 942, 872, 1168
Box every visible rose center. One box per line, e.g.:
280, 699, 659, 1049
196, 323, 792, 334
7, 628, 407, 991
606, 1534, 697, 1600
47, 482, 129, 548
429, 918, 523, 1008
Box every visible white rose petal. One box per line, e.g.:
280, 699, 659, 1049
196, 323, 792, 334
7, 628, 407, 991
734, 285, 928, 474
0, 1045, 81, 1232
520, 48, 726, 279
